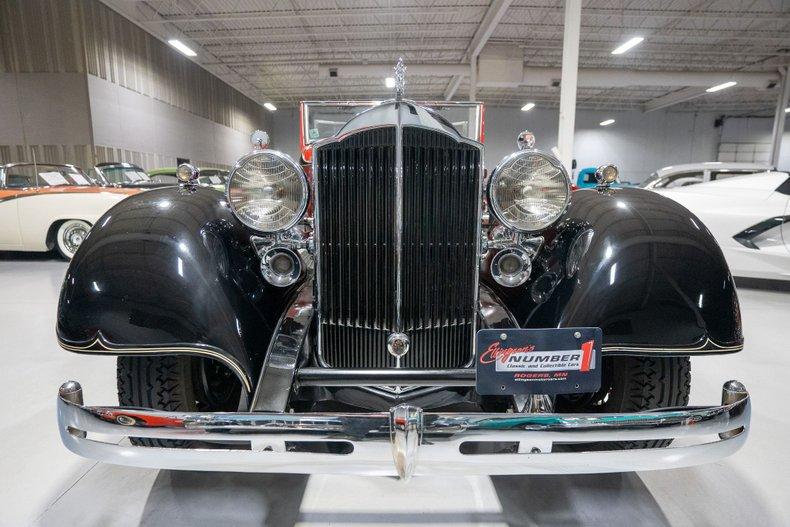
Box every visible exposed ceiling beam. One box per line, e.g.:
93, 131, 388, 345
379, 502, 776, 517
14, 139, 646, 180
444, 0, 513, 101
315, 64, 466, 77
643, 87, 708, 112
509, 68, 780, 89
321, 64, 780, 89
149, 7, 460, 23
510, 5, 790, 22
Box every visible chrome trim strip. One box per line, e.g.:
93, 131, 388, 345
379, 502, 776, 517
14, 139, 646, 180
296, 368, 475, 387
57, 380, 750, 477
394, 102, 404, 354
469, 126, 485, 366
57, 336, 252, 393
250, 283, 314, 411
602, 340, 744, 355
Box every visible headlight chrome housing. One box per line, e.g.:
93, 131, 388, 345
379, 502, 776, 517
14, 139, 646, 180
226, 150, 308, 233
488, 150, 570, 233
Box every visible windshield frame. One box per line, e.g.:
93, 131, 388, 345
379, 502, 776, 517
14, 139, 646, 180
300, 100, 485, 151
1, 163, 95, 189
96, 164, 152, 185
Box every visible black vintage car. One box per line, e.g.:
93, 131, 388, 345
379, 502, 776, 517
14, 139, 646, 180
56, 67, 750, 479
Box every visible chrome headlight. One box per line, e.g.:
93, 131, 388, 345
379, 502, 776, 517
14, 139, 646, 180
488, 150, 570, 233
227, 150, 308, 232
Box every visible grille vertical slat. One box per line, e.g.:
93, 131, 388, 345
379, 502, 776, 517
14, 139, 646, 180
316, 125, 481, 369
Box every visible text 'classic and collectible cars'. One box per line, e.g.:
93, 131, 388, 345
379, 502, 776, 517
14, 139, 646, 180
56, 61, 750, 479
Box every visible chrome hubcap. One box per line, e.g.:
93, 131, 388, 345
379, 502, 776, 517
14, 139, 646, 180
63, 225, 88, 254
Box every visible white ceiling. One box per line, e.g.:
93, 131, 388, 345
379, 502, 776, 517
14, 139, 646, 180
107, 0, 790, 113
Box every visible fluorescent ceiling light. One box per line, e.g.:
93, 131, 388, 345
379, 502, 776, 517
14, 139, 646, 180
599, 119, 615, 126
521, 102, 535, 112
263, 102, 277, 112
384, 77, 396, 88
706, 81, 737, 93
167, 39, 196, 57
611, 37, 644, 55
785, 107, 790, 113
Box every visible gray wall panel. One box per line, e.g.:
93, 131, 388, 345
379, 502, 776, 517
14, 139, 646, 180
0, 0, 267, 168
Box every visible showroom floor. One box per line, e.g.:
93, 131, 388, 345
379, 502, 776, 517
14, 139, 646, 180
1, 254, 788, 527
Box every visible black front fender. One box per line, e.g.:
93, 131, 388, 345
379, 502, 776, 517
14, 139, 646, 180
485, 187, 743, 355
56, 187, 300, 393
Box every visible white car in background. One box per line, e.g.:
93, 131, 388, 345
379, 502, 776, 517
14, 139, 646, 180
0, 163, 141, 259
655, 171, 790, 283
641, 162, 773, 190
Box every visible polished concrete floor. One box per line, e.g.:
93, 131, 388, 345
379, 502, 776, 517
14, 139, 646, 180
1, 253, 789, 526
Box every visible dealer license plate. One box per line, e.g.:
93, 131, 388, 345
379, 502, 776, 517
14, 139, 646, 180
475, 328, 602, 396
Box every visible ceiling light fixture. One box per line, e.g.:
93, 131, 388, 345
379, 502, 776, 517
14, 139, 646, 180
706, 81, 737, 93
167, 39, 196, 57
785, 107, 790, 113
263, 102, 277, 112
385, 77, 396, 88
599, 119, 615, 126
611, 37, 644, 55
521, 102, 536, 112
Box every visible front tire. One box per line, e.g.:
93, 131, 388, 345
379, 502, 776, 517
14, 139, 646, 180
556, 356, 691, 450
117, 355, 241, 447
55, 219, 91, 260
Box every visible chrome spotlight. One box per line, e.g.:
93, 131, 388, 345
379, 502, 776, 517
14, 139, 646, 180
595, 164, 619, 187
176, 163, 198, 185
491, 247, 532, 287
260, 247, 302, 287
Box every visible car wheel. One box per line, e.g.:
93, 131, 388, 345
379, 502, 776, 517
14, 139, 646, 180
555, 356, 691, 450
55, 219, 91, 260
117, 355, 242, 447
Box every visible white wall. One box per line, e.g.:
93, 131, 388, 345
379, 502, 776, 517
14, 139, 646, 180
720, 116, 790, 171
480, 107, 719, 182
88, 75, 269, 169
267, 104, 721, 183
268, 107, 301, 162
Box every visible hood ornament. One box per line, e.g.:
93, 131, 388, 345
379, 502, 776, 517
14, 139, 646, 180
393, 57, 406, 99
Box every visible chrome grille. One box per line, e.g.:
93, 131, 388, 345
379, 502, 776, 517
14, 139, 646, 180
315, 125, 482, 369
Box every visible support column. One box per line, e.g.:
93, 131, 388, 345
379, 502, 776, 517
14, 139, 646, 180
557, 0, 582, 173
469, 58, 478, 101
770, 67, 790, 167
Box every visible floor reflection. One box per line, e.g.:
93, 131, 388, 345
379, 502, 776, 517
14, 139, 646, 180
140, 471, 309, 527
491, 473, 669, 526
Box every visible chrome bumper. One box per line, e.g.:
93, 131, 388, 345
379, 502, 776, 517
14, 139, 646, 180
58, 380, 750, 479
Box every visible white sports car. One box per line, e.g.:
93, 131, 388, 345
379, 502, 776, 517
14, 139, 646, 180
655, 171, 790, 283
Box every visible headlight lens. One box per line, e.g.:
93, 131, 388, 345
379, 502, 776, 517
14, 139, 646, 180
488, 150, 570, 232
227, 151, 308, 232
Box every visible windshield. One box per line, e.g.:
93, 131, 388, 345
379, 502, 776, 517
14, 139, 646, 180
301, 101, 484, 146
98, 166, 151, 185
3, 164, 94, 188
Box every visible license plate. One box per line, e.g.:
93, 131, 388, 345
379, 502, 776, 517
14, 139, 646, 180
475, 328, 602, 396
